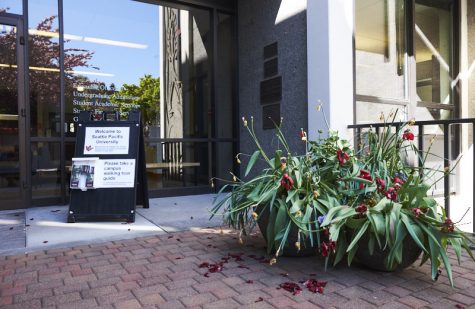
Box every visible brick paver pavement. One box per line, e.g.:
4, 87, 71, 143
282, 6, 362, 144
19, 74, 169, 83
1, 228, 475, 309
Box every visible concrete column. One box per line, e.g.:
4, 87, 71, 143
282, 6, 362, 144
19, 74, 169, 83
307, 0, 354, 140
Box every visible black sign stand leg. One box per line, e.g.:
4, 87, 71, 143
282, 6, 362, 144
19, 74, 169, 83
136, 114, 149, 208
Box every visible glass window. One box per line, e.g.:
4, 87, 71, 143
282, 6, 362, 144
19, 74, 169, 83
355, 0, 457, 124
63, 0, 160, 137
415, 1, 453, 105
0, 0, 22, 14
31, 142, 60, 199
355, 0, 406, 100
213, 142, 234, 186
0, 23, 21, 205
215, 13, 235, 139
28, 0, 61, 137
161, 6, 211, 139
414, 105, 453, 121
145, 141, 209, 188
356, 100, 407, 124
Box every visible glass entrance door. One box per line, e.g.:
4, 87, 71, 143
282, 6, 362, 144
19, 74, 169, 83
0, 16, 27, 209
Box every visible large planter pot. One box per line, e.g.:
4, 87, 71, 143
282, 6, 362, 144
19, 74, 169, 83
256, 204, 320, 257
355, 232, 422, 271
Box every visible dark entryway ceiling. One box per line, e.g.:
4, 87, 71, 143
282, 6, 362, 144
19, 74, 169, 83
136, 0, 237, 12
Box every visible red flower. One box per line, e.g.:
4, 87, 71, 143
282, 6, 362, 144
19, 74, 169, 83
320, 240, 336, 257
443, 218, 455, 232
323, 228, 329, 236
385, 187, 397, 201
412, 208, 422, 218
355, 204, 367, 214
336, 149, 350, 166
358, 170, 373, 189
403, 129, 414, 141
376, 178, 386, 192
393, 177, 404, 189
281, 173, 294, 191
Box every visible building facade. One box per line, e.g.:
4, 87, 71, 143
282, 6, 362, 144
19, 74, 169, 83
0, 0, 474, 216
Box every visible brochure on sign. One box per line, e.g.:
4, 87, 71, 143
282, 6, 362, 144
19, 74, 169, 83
70, 157, 99, 191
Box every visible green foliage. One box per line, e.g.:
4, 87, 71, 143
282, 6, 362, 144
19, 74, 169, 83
210, 116, 474, 287
111, 74, 160, 126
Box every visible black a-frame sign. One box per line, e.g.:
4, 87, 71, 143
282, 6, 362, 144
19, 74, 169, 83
68, 110, 149, 223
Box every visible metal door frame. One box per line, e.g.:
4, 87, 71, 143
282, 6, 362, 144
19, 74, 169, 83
0, 13, 30, 209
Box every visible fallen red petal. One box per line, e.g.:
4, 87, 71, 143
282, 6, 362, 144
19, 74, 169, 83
280, 282, 302, 296
303, 279, 327, 294
255, 297, 263, 303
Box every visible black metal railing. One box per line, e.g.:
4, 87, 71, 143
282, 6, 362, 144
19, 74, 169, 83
348, 118, 475, 234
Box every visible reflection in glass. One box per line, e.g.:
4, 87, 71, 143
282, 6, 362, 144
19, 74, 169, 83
63, 0, 160, 136
161, 7, 211, 139
415, 1, 453, 105
216, 13, 235, 139
214, 142, 234, 186
28, 0, 61, 137
356, 101, 407, 124
31, 142, 60, 198
65, 142, 75, 197
415, 106, 452, 121
0, 1, 22, 14
146, 142, 209, 189
0, 23, 21, 205
355, 0, 406, 100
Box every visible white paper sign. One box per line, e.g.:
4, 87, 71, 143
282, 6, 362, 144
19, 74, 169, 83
83, 127, 130, 155
94, 159, 136, 188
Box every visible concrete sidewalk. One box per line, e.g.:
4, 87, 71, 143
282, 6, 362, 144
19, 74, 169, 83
0, 194, 222, 256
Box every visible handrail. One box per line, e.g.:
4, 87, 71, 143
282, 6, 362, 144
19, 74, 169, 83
348, 118, 475, 234
348, 118, 475, 129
